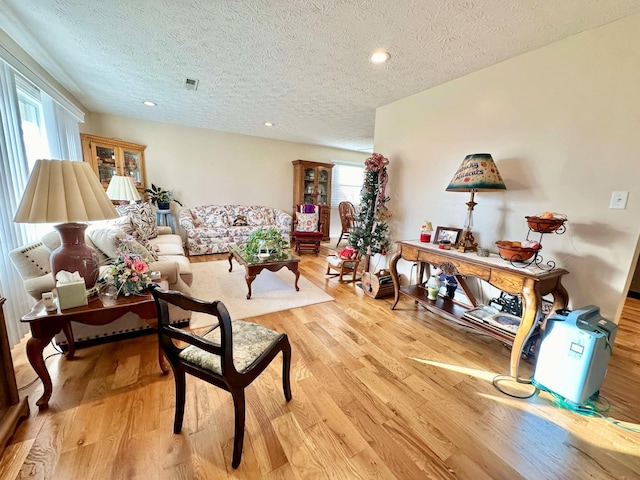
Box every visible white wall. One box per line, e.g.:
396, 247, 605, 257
81, 113, 365, 218
374, 14, 640, 322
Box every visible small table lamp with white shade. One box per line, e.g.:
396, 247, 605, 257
13, 159, 120, 292
446, 153, 506, 252
106, 175, 141, 205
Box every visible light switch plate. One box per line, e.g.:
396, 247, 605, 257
609, 191, 629, 209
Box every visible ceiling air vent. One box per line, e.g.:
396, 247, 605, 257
184, 78, 199, 91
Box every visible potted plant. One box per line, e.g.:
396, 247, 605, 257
242, 228, 287, 257
144, 184, 183, 209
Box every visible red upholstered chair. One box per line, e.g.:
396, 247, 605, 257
292, 204, 323, 254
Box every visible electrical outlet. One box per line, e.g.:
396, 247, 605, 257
609, 191, 629, 209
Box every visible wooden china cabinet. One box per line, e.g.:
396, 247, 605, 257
292, 160, 334, 240
80, 134, 148, 197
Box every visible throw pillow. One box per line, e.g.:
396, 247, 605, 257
86, 225, 159, 261
116, 202, 158, 241
296, 212, 318, 232
86, 225, 123, 259
233, 215, 248, 226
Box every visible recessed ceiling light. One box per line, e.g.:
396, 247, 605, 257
143, 100, 157, 106
370, 50, 391, 64
264, 122, 274, 127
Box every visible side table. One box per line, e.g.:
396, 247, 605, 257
156, 209, 175, 233
21, 283, 169, 409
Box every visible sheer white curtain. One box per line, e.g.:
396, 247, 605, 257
0, 61, 36, 346
42, 95, 82, 161
0, 61, 82, 347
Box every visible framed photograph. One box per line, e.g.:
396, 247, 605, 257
433, 226, 462, 245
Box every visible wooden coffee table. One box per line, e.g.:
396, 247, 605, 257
21, 282, 169, 408
228, 247, 300, 299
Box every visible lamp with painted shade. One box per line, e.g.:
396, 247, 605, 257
106, 175, 141, 205
13, 159, 119, 292
446, 153, 506, 252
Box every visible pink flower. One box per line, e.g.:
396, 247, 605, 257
132, 258, 149, 273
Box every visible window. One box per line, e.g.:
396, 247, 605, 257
331, 161, 364, 208
16, 74, 50, 168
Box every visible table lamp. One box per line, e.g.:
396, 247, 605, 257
13, 159, 119, 292
446, 153, 506, 252
106, 175, 141, 205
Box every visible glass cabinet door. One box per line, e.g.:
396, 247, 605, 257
123, 150, 143, 187
303, 167, 315, 203
95, 145, 117, 188
317, 168, 330, 205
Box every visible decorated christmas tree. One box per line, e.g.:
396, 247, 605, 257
348, 153, 391, 264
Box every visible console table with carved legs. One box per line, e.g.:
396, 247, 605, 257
389, 240, 569, 378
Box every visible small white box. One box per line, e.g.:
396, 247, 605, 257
56, 279, 88, 310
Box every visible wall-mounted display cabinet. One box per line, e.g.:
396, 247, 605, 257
80, 134, 147, 196
292, 160, 334, 240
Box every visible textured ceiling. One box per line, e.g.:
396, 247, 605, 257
1, 0, 639, 152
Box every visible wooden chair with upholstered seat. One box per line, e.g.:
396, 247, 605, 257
292, 204, 323, 254
337, 201, 356, 247
149, 284, 292, 469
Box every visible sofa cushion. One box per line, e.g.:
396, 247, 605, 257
41, 230, 61, 251
246, 208, 270, 226
116, 202, 158, 240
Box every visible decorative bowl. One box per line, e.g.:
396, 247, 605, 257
495, 241, 539, 262
525, 215, 566, 233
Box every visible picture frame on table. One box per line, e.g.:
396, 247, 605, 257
433, 226, 463, 246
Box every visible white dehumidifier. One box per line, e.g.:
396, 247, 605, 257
533, 305, 617, 404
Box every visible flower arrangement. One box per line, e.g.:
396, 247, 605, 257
105, 236, 152, 296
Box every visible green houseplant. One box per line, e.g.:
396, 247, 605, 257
242, 228, 287, 257
144, 184, 183, 209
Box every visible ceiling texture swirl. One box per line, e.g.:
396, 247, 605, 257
1, 0, 639, 152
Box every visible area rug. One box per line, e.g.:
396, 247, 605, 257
187, 260, 334, 328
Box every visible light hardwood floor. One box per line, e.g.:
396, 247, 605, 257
1, 246, 639, 479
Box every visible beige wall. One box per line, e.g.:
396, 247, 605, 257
374, 14, 640, 322
81, 114, 365, 223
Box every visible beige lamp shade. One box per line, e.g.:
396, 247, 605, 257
13, 159, 119, 292
106, 175, 141, 203
14, 159, 119, 223
446, 153, 506, 192
421, 221, 433, 232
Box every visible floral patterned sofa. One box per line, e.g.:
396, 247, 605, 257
179, 204, 292, 255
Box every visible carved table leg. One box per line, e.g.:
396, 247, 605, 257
228, 252, 234, 272
26, 334, 56, 408
63, 322, 75, 359
286, 264, 300, 292
390, 251, 402, 310
245, 273, 256, 299
510, 279, 540, 378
